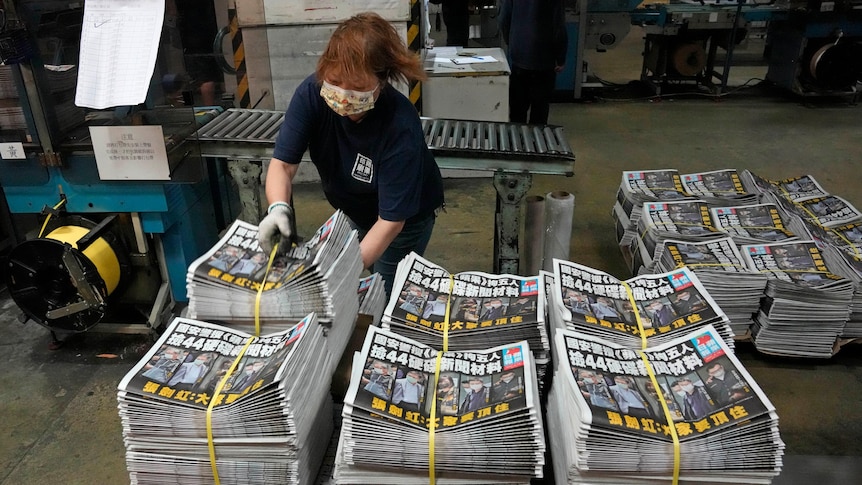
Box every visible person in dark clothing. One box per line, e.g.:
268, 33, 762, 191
259, 13, 444, 297
459, 376, 488, 413
498, 0, 568, 124
176, 0, 223, 105
441, 0, 470, 47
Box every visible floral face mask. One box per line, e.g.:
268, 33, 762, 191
320, 80, 377, 116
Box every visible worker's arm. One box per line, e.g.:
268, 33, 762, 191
265, 158, 299, 205
360, 217, 405, 269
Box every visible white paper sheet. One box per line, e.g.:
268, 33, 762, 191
450, 55, 497, 65
90, 126, 170, 180
75, 0, 165, 109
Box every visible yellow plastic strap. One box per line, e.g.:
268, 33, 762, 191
777, 183, 824, 225
622, 282, 680, 484
828, 227, 862, 260
428, 351, 442, 485
737, 225, 786, 231
675, 262, 748, 271
207, 336, 255, 484
639, 221, 718, 242
209, 244, 279, 482
759, 268, 832, 276
428, 276, 454, 485
776, 195, 849, 262
621, 282, 649, 351
254, 244, 280, 337
639, 350, 681, 485
38, 199, 67, 238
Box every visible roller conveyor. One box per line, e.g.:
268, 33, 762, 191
197, 108, 576, 274
196, 109, 575, 176
418, 116, 578, 158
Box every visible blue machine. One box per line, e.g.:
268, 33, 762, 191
557, 0, 645, 98
557, 0, 862, 98
0, 1, 232, 341
765, 1, 862, 96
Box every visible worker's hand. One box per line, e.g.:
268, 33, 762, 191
258, 202, 296, 255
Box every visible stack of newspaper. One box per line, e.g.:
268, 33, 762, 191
804, 221, 862, 338
741, 172, 862, 349
381, 253, 551, 387
333, 326, 545, 484
547, 325, 783, 484
613, 169, 694, 266
550, 259, 735, 349
741, 240, 854, 357
652, 237, 768, 338
680, 168, 759, 207
711, 203, 798, 245
357, 273, 387, 326
632, 199, 728, 273
187, 211, 362, 328
614, 169, 758, 273
741, 172, 862, 230
117, 314, 335, 485
185, 211, 364, 371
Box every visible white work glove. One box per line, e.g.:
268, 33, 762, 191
258, 202, 296, 255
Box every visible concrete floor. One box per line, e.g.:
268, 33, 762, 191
3, 24, 862, 485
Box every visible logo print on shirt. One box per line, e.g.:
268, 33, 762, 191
351, 153, 373, 183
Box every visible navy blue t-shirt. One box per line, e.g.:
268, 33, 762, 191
272, 74, 444, 230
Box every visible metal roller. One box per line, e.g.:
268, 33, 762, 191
520, 125, 535, 153
532, 126, 548, 154
509, 125, 521, 152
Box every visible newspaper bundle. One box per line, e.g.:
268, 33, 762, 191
741, 240, 854, 357
652, 237, 769, 338
334, 326, 545, 484
381, 252, 551, 388
741, 171, 862, 347
613, 169, 694, 260
547, 325, 783, 484
680, 168, 759, 206
117, 314, 334, 485
632, 199, 728, 274
615, 169, 757, 273
550, 258, 735, 350
741, 171, 862, 228
185, 211, 363, 367
357, 273, 387, 327
805, 221, 862, 338
711, 203, 798, 245
187, 211, 362, 325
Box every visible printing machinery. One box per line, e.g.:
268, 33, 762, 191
0, 1, 231, 343
558, 0, 862, 97
557, 0, 646, 99
764, 0, 862, 97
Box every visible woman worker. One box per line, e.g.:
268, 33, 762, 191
258, 12, 445, 296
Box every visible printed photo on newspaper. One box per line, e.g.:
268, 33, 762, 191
553, 260, 726, 341
555, 324, 775, 440
118, 314, 316, 408
344, 325, 536, 432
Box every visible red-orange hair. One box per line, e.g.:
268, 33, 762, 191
316, 12, 426, 85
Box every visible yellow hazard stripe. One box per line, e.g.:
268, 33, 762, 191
229, 8, 250, 108
409, 0, 422, 112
